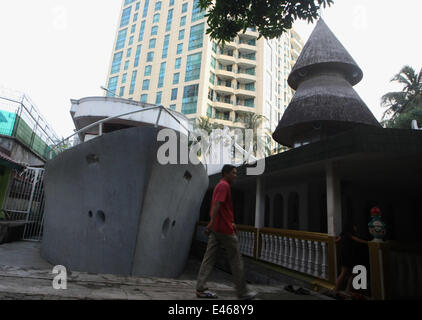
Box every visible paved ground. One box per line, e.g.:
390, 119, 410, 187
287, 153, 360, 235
0, 241, 332, 300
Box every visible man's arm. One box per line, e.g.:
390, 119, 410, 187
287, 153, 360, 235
205, 201, 220, 235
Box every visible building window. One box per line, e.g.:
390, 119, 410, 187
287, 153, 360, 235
178, 29, 185, 40
209, 72, 215, 85
131, 24, 136, 34
162, 34, 170, 58
180, 16, 186, 27
171, 88, 178, 100
191, 0, 206, 22
182, 2, 188, 13
177, 43, 183, 54
134, 45, 142, 67
115, 29, 128, 50
188, 23, 204, 51
153, 13, 160, 23
147, 51, 154, 62
151, 26, 158, 35
119, 86, 125, 97
107, 76, 118, 96
128, 36, 134, 46
126, 48, 132, 58
156, 91, 162, 105
142, 0, 150, 18
165, 9, 173, 32
144, 65, 152, 76
185, 52, 202, 82
122, 73, 127, 83
155, 1, 162, 11
182, 84, 199, 114
175, 57, 181, 69
169, 104, 176, 110
137, 21, 146, 42
142, 79, 150, 90
120, 7, 132, 28
129, 71, 137, 95
157, 62, 166, 88
140, 94, 148, 102
149, 38, 156, 49
124, 60, 130, 70
135, 2, 140, 11
211, 56, 216, 69
173, 73, 180, 85
111, 52, 123, 74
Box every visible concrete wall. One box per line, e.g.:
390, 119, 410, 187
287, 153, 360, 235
41, 126, 208, 277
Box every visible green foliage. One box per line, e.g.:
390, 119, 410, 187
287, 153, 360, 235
198, 0, 334, 44
381, 66, 422, 129
381, 101, 422, 129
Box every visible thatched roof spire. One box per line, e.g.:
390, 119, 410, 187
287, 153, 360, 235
288, 19, 363, 90
273, 19, 381, 148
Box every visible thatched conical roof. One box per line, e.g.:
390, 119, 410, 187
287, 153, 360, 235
273, 19, 381, 148
288, 19, 363, 90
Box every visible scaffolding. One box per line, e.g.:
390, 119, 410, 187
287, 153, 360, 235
0, 86, 61, 161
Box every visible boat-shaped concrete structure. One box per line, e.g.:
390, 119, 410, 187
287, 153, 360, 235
41, 97, 208, 278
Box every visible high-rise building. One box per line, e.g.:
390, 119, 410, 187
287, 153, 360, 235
105, 0, 303, 156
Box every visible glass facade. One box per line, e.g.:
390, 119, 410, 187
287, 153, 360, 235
188, 23, 204, 51
182, 84, 199, 114
185, 52, 202, 82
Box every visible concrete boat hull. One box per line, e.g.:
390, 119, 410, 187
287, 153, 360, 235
41, 126, 208, 278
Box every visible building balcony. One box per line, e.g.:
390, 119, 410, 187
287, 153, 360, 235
211, 117, 233, 127
233, 104, 256, 113
237, 56, 256, 68
216, 68, 235, 80
238, 43, 257, 54
239, 28, 259, 40
236, 71, 256, 84
214, 85, 235, 96
235, 88, 256, 99
213, 100, 234, 112
223, 40, 237, 51
216, 53, 236, 65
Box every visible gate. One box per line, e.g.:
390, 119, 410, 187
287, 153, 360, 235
2, 167, 45, 241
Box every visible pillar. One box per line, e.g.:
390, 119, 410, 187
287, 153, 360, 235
326, 161, 342, 236
254, 177, 265, 228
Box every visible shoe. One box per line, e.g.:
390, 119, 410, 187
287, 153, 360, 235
295, 287, 310, 295
238, 290, 257, 300
284, 285, 296, 293
196, 290, 218, 299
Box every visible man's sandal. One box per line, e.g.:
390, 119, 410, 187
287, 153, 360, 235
196, 290, 218, 299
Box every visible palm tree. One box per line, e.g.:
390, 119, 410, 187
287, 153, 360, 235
242, 113, 270, 157
381, 66, 422, 126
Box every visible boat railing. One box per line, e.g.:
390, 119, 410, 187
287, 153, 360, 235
49, 104, 195, 160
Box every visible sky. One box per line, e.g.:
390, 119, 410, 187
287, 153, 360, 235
0, 0, 421, 138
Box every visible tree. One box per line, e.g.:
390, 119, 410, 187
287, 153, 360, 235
242, 113, 270, 157
381, 66, 422, 129
198, 0, 334, 44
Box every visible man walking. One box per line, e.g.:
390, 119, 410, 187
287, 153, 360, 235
196, 165, 257, 300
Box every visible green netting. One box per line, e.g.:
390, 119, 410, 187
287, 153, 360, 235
15, 116, 33, 146
0, 110, 17, 136
32, 134, 48, 158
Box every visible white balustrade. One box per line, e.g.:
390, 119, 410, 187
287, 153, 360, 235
314, 241, 321, 277
278, 236, 283, 265
307, 240, 313, 275
294, 238, 300, 271
300, 239, 307, 273
321, 242, 328, 280
282, 236, 289, 267
288, 238, 294, 269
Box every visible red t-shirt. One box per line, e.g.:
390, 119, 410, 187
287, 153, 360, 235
210, 179, 235, 235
